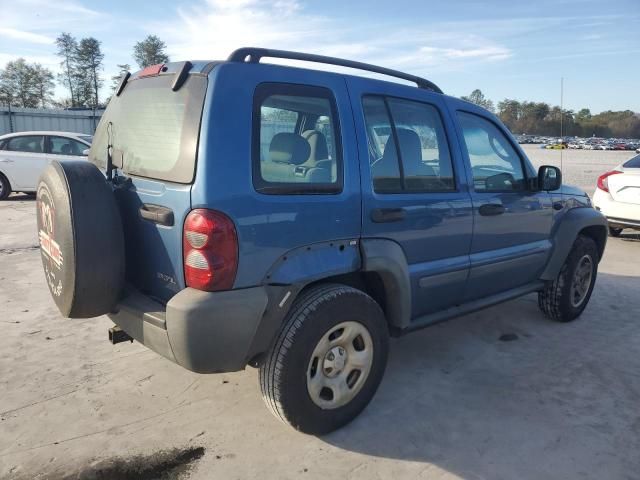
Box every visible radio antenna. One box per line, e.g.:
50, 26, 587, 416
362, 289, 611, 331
560, 77, 564, 172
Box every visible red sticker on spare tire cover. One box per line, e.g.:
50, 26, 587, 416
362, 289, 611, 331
37, 182, 64, 297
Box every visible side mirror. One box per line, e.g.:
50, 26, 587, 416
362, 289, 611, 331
82, 148, 90, 156
538, 165, 562, 191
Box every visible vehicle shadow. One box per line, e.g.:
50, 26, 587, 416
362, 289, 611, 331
322, 271, 640, 479
6, 193, 36, 201
619, 231, 640, 242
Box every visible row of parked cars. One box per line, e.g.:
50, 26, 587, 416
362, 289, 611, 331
516, 135, 640, 151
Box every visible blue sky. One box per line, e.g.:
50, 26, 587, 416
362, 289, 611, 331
0, 0, 638, 112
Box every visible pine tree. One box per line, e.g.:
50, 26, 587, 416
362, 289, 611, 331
133, 35, 169, 69
55, 33, 79, 106
76, 37, 104, 108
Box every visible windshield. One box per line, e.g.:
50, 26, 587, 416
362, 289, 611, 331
77, 135, 93, 144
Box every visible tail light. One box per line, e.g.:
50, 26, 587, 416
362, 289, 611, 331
183, 209, 238, 291
596, 170, 622, 193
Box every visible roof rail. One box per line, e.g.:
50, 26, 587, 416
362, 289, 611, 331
227, 47, 443, 94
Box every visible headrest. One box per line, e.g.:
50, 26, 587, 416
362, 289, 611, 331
302, 130, 329, 162
394, 128, 422, 166
269, 132, 311, 166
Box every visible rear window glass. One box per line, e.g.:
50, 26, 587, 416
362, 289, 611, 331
623, 154, 640, 168
91, 74, 206, 183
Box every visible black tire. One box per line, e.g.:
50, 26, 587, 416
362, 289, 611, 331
36, 160, 125, 318
0, 173, 11, 200
538, 235, 599, 322
609, 226, 623, 237
260, 284, 389, 435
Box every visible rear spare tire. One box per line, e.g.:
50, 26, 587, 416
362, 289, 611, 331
36, 161, 124, 318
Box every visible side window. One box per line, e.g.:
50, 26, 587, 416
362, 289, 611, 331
387, 98, 455, 192
363, 95, 455, 193
363, 96, 401, 192
49, 136, 87, 156
253, 83, 342, 194
457, 112, 525, 192
5, 136, 44, 154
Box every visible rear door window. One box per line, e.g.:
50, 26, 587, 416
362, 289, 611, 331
362, 95, 455, 193
91, 74, 207, 183
5, 135, 44, 153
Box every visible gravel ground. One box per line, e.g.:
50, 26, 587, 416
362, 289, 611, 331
1, 148, 639, 480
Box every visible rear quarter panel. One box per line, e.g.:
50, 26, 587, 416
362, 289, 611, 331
191, 63, 362, 288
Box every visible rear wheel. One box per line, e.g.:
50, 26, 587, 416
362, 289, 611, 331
259, 284, 389, 435
0, 174, 11, 200
538, 235, 599, 322
609, 226, 623, 237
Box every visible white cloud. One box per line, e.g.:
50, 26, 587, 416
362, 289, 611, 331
158, 0, 513, 76
0, 27, 53, 44
420, 46, 512, 62
0, 52, 59, 68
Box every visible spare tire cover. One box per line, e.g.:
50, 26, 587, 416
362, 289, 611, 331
37, 160, 125, 318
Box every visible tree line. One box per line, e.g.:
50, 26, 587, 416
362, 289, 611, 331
0, 34, 169, 109
461, 89, 640, 139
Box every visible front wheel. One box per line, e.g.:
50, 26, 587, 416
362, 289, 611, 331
538, 235, 599, 322
259, 284, 389, 435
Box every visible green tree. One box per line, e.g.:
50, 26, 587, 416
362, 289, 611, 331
0, 59, 54, 108
76, 37, 104, 108
575, 108, 592, 123
497, 99, 521, 129
111, 63, 131, 92
31, 63, 55, 107
461, 89, 494, 112
55, 32, 80, 106
133, 35, 169, 69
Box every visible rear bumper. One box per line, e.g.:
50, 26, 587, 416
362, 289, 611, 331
593, 189, 640, 226
107, 286, 269, 373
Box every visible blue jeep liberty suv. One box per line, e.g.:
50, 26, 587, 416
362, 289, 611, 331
37, 48, 607, 434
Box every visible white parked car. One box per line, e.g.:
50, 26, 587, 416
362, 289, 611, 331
593, 154, 640, 236
0, 131, 92, 200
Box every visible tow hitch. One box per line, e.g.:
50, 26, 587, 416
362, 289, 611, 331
109, 326, 133, 344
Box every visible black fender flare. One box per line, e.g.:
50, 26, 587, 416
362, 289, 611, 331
540, 207, 607, 281
360, 238, 411, 329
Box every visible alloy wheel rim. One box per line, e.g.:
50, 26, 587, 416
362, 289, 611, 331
307, 321, 373, 410
570, 254, 593, 308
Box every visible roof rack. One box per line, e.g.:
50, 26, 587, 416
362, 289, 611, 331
227, 47, 443, 94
